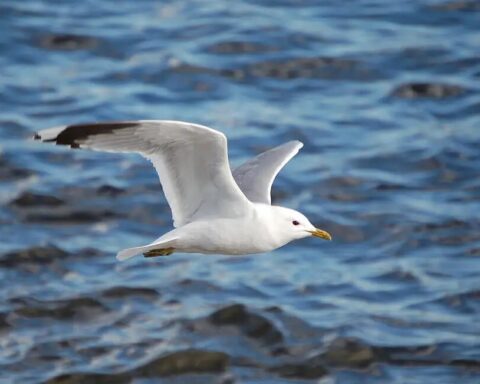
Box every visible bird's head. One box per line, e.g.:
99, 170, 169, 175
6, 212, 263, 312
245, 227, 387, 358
270, 206, 332, 245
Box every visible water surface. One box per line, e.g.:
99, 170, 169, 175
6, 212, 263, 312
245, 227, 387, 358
1, 0, 479, 383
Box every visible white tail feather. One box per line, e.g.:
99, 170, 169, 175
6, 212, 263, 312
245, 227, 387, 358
116, 237, 179, 261
116, 246, 148, 261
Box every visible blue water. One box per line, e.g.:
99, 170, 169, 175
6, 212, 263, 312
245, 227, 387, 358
1, 1, 480, 383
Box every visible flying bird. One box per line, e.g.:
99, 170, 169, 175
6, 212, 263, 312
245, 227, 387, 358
34, 121, 331, 260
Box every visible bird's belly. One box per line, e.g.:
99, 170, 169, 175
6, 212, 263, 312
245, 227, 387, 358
177, 220, 278, 255
186, 235, 272, 255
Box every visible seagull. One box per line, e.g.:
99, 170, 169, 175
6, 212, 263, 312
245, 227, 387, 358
34, 120, 331, 261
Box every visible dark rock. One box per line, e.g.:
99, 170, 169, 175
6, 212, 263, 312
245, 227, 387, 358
323, 176, 364, 188
375, 183, 406, 191
218, 373, 236, 384
271, 338, 373, 379
327, 191, 360, 202
169, 55, 364, 82
0, 313, 10, 331
209, 304, 283, 345
0, 245, 68, 267
13, 297, 107, 320
246, 56, 357, 80
40, 34, 98, 50
170, 62, 215, 75
136, 349, 229, 377
101, 286, 159, 299
209, 304, 249, 324
270, 346, 290, 356
321, 338, 375, 369
178, 278, 219, 291
417, 219, 467, 232
378, 344, 437, 363
448, 359, 480, 370
270, 363, 328, 379
96, 185, 125, 197
431, 0, 480, 11
206, 41, 274, 54
392, 82, 465, 99
468, 247, 480, 256
10, 192, 64, 207
372, 344, 480, 369
0, 158, 32, 180
374, 344, 480, 369
44, 373, 130, 384
217, 56, 359, 81
23, 209, 119, 223
164, 299, 181, 306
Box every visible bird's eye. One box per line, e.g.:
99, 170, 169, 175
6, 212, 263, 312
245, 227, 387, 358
292, 220, 300, 226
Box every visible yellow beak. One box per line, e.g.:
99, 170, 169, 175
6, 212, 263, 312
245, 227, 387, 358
308, 228, 332, 241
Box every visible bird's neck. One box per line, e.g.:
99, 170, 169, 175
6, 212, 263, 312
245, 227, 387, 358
251, 204, 289, 250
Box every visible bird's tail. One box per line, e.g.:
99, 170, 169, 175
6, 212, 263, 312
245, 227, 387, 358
116, 237, 179, 261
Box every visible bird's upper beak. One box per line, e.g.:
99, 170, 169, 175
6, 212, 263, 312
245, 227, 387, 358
308, 228, 332, 241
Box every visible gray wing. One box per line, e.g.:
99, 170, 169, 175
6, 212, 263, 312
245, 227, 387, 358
34, 120, 251, 227
232, 141, 303, 205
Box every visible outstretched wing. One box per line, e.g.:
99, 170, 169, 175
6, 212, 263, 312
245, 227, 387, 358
232, 141, 303, 205
34, 120, 251, 227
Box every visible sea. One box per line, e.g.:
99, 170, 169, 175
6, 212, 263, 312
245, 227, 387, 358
0, 1, 479, 383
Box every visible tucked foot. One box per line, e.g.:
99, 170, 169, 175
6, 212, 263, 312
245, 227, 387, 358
143, 247, 175, 258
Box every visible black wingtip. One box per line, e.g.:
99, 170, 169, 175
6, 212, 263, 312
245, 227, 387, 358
55, 122, 138, 146
32, 121, 139, 147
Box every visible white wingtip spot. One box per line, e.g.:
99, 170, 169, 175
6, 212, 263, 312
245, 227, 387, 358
34, 125, 68, 142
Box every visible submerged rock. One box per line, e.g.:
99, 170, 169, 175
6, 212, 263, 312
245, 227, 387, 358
206, 40, 274, 54
0, 246, 68, 267
270, 362, 328, 379
209, 304, 283, 345
100, 286, 159, 300
209, 304, 250, 324
269, 338, 373, 379
40, 34, 98, 50
321, 338, 376, 369
23, 209, 119, 223
0, 158, 32, 180
431, 0, 480, 11
135, 349, 229, 377
10, 192, 64, 207
168, 55, 366, 82
0, 313, 10, 331
392, 82, 465, 99
13, 297, 108, 320
221, 56, 358, 81
45, 373, 130, 384
96, 185, 125, 197
247, 57, 356, 79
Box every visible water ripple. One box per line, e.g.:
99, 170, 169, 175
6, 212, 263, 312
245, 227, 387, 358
1, 0, 479, 383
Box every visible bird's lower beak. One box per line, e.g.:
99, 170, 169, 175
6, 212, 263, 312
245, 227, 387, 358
308, 228, 332, 241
